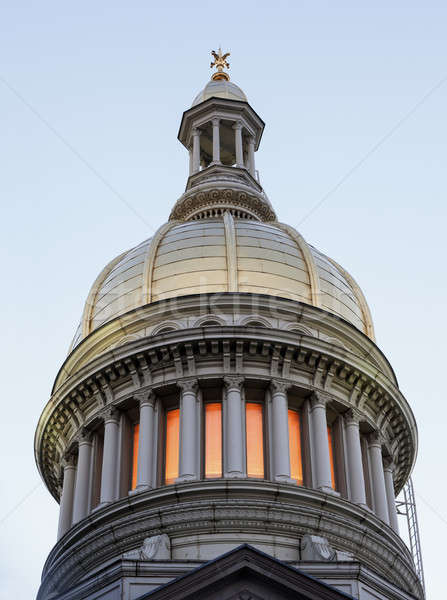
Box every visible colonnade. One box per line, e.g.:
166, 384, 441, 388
57, 379, 399, 540
190, 119, 256, 177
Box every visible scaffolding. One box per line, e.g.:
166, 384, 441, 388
396, 477, 425, 595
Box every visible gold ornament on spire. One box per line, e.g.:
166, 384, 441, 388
210, 47, 230, 81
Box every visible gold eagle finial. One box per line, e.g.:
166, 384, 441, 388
210, 47, 230, 81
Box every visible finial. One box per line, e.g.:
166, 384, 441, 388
210, 47, 230, 81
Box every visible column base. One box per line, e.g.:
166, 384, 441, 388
224, 471, 246, 479
316, 486, 340, 497
273, 475, 295, 484
128, 484, 152, 496
92, 501, 111, 512
175, 474, 198, 484
209, 161, 222, 166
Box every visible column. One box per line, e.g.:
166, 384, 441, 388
189, 148, 193, 175
270, 380, 293, 482
135, 391, 156, 491
224, 377, 245, 478
233, 121, 244, 168
211, 118, 221, 165
344, 410, 368, 508
384, 461, 399, 533
192, 128, 201, 173
72, 429, 93, 523
177, 380, 198, 482
99, 407, 120, 505
57, 457, 76, 539
248, 137, 256, 177
368, 433, 390, 523
310, 393, 334, 493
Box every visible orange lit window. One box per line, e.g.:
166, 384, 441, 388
131, 423, 139, 490
165, 409, 180, 485
246, 403, 264, 478
288, 410, 303, 485
205, 403, 222, 478
327, 425, 336, 489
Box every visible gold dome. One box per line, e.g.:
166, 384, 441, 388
191, 79, 248, 107
70, 216, 374, 350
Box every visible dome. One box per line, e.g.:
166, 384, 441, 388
71, 217, 374, 350
192, 79, 247, 106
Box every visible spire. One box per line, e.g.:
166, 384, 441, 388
210, 47, 230, 81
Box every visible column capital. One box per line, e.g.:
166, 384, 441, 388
134, 389, 156, 408
270, 380, 291, 395
224, 376, 244, 392
344, 408, 361, 426
192, 127, 201, 137
103, 405, 120, 424
368, 430, 383, 449
178, 379, 198, 394
383, 459, 396, 474
248, 136, 255, 146
211, 117, 220, 127
62, 453, 76, 469
77, 427, 93, 444
232, 121, 243, 131
310, 391, 328, 410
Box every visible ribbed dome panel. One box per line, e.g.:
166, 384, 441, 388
72, 217, 375, 350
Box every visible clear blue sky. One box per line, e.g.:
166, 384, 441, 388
1, 1, 445, 598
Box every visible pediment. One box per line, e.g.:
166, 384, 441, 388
137, 544, 354, 600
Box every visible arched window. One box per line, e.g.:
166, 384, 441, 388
205, 403, 222, 478
327, 425, 336, 490
288, 409, 303, 485
131, 423, 139, 490
246, 402, 264, 478
165, 409, 180, 485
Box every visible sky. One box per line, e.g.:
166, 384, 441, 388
0, 1, 446, 598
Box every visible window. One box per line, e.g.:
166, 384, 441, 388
327, 425, 336, 490
288, 410, 303, 485
246, 403, 264, 478
131, 423, 139, 490
205, 403, 222, 478
165, 409, 180, 484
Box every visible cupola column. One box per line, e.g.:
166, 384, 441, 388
57, 457, 76, 539
233, 121, 244, 168
384, 461, 399, 533
211, 118, 221, 165
270, 381, 293, 482
135, 391, 155, 491
310, 393, 335, 493
248, 137, 256, 178
344, 410, 368, 507
99, 407, 120, 505
368, 433, 390, 524
72, 430, 93, 523
177, 380, 199, 482
224, 377, 245, 478
188, 148, 193, 176
192, 128, 201, 173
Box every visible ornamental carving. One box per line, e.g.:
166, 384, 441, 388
270, 380, 291, 395
224, 376, 244, 391
301, 534, 336, 561
169, 187, 276, 222
178, 379, 199, 394
122, 534, 171, 561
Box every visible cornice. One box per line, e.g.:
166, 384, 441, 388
36, 321, 416, 502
